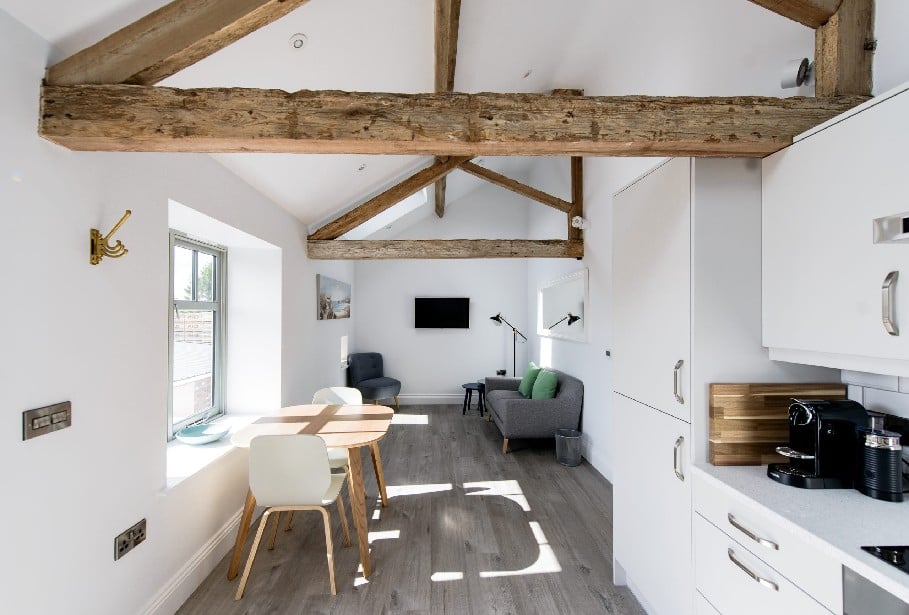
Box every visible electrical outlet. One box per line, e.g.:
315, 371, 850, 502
114, 519, 146, 561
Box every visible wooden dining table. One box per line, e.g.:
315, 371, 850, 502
226, 403, 394, 581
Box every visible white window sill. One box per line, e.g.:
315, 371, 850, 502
164, 414, 259, 490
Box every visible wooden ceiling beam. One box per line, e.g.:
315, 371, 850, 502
746, 0, 842, 28
307, 239, 584, 260
39, 86, 867, 157
309, 156, 470, 240
433, 0, 462, 218
458, 162, 572, 214
45, 0, 312, 86
814, 0, 874, 96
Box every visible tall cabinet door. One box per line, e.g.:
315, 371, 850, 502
614, 393, 692, 615
614, 158, 692, 422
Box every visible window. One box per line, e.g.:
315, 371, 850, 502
169, 232, 227, 438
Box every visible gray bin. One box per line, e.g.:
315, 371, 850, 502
555, 428, 582, 466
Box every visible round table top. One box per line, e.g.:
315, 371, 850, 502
231, 404, 394, 449
462, 382, 485, 390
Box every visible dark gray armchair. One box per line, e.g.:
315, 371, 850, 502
347, 352, 401, 410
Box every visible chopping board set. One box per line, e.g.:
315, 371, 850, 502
709, 383, 848, 466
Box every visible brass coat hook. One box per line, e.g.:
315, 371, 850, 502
90, 210, 131, 265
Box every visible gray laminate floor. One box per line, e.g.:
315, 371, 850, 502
177, 405, 646, 615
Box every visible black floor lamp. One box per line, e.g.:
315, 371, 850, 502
489, 312, 527, 376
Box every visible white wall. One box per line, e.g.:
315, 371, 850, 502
353, 181, 533, 402
0, 10, 354, 614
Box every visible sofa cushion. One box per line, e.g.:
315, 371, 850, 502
531, 369, 558, 399
517, 362, 542, 397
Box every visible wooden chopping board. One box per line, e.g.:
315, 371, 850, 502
709, 383, 847, 466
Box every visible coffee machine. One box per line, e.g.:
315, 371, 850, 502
768, 399, 868, 489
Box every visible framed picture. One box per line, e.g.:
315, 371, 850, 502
316, 274, 351, 320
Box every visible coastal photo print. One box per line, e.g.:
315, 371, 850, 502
316, 274, 351, 320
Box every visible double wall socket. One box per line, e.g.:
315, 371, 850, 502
114, 519, 146, 561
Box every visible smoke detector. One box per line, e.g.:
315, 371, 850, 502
289, 33, 308, 50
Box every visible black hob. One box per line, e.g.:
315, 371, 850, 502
862, 546, 909, 575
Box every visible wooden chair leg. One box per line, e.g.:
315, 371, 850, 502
235, 510, 272, 600
267, 512, 282, 550
319, 508, 338, 595
336, 495, 352, 547
502, 438, 509, 455
284, 511, 295, 532
394, 395, 399, 411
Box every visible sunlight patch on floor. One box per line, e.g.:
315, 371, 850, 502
464, 479, 531, 512
431, 571, 465, 582
387, 483, 453, 498
368, 529, 400, 544
480, 521, 561, 578
391, 413, 429, 425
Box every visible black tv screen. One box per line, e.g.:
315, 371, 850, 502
414, 297, 469, 329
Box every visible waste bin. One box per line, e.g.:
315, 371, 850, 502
555, 428, 582, 466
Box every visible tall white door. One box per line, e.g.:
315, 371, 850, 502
613, 158, 692, 422
614, 393, 692, 615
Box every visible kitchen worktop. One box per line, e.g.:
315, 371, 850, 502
694, 463, 909, 604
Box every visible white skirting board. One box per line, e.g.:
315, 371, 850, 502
140, 508, 243, 615
398, 394, 464, 405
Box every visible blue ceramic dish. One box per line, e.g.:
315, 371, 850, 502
175, 423, 231, 445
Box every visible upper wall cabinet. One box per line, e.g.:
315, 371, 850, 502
763, 85, 909, 377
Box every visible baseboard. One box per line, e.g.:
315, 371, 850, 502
398, 394, 463, 405
140, 508, 243, 615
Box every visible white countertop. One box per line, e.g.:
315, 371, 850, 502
694, 464, 909, 605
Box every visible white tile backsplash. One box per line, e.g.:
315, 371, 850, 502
843, 371, 909, 421
841, 370, 901, 391
860, 387, 909, 421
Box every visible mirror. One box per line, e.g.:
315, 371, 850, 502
538, 269, 588, 342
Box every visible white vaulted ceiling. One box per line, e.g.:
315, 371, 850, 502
1, 0, 816, 227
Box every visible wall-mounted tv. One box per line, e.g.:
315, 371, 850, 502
414, 297, 469, 329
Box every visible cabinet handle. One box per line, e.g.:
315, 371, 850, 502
882, 271, 899, 336
673, 360, 684, 404
673, 436, 685, 482
727, 548, 779, 592
728, 514, 779, 551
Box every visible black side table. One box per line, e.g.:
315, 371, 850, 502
461, 382, 485, 416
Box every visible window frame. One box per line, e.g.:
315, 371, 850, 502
168, 231, 228, 439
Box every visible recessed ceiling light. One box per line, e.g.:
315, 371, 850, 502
522, 69, 533, 79
10, 174, 23, 183
289, 33, 308, 50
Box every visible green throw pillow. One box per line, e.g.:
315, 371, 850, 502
517, 362, 542, 397
531, 369, 558, 399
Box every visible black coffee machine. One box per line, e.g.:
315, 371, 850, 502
768, 399, 868, 489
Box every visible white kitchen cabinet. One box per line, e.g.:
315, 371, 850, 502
694, 515, 833, 615
763, 85, 909, 377
614, 393, 692, 615
612, 158, 835, 614
695, 592, 722, 615
613, 158, 692, 422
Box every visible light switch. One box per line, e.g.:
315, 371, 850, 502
23, 402, 71, 441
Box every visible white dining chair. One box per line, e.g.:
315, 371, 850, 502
312, 386, 389, 508
235, 434, 351, 600
311, 387, 363, 472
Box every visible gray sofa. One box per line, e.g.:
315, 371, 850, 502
484, 369, 583, 454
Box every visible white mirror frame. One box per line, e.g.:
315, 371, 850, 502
537, 268, 588, 342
